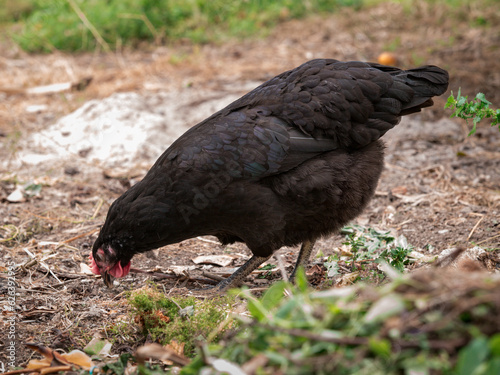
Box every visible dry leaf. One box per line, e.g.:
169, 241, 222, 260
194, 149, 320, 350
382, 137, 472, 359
160, 341, 185, 365
84, 337, 113, 358
7, 187, 25, 203
306, 264, 323, 276
103, 167, 145, 180
23, 343, 94, 373
80, 262, 94, 275
26, 358, 52, 370
154, 310, 171, 324
212, 359, 246, 375
162, 265, 196, 275
192, 255, 234, 267
337, 272, 359, 286
391, 185, 408, 195
61, 350, 93, 370
364, 294, 405, 323
135, 343, 190, 366
39, 365, 72, 374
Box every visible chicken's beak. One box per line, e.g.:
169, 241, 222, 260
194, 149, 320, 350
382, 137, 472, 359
103, 270, 115, 288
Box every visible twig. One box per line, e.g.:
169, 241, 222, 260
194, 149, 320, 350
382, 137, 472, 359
21, 248, 63, 284
91, 198, 104, 219
476, 232, 500, 245
0, 224, 19, 242
39, 279, 77, 289
66, 0, 111, 52
40, 262, 62, 284
165, 296, 183, 312
119, 14, 161, 44
35, 252, 63, 284
22, 258, 38, 269
21, 208, 86, 224
419, 294, 495, 334
2, 369, 36, 375
57, 243, 81, 251
58, 227, 100, 246
196, 236, 220, 244
17, 287, 61, 295
22, 308, 58, 317
131, 267, 218, 285
262, 324, 467, 352
202, 271, 226, 282
467, 215, 485, 241
262, 325, 368, 345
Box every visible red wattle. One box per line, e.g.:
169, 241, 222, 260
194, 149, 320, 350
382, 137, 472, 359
109, 261, 131, 277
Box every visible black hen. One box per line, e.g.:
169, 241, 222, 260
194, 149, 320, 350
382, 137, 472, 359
90, 59, 449, 291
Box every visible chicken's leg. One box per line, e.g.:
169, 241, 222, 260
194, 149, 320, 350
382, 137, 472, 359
290, 240, 316, 281
215, 254, 272, 292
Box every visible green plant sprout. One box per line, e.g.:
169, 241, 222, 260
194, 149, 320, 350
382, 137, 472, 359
445, 89, 500, 135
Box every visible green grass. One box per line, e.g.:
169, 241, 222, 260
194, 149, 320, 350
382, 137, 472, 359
2, 0, 497, 52
4, 0, 362, 52
127, 285, 237, 356
179, 270, 500, 374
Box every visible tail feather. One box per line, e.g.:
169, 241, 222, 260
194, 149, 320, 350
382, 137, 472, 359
395, 65, 449, 115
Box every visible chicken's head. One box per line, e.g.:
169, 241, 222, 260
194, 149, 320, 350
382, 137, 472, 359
89, 244, 131, 288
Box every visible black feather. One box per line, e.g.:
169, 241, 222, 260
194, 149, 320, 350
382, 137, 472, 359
92, 58, 449, 287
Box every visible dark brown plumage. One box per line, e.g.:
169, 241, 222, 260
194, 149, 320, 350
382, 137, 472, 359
90, 59, 449, 291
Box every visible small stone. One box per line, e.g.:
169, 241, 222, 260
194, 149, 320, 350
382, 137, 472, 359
7, 187, 25, 203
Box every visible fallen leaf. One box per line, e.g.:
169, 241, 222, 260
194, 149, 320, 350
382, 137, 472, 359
192, 255, 234, 267
23, 343, 94, 372
60, 350, 93, 370
154, 310, 171, 323
337, 272, 359, 286
80, 262, 94, 275
26, 104, 48, 113
23, 77, 92, 95
391, 186, 408, 195
26, 358, 52, 370
103, 167, 145, 180
306, 264, 323, 276
135, 343, 190, 366
163, 265, 197, 275
334, 245, 353, 256
179, 305, 194, 318
160, 340, 185, 365
212, 359, 246, 375
7, 186, 25, 203
40, 365, 72, 374
364, 294, 405, 323
84, 337, 113, 357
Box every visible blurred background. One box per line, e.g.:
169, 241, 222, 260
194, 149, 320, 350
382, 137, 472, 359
0, 0, 498, 137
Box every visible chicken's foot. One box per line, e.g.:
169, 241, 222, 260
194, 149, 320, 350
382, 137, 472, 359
215, 254, 271, 292
290, 240, 316, 281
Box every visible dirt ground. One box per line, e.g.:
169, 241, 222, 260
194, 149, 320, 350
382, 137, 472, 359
1, 1, 499, 367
